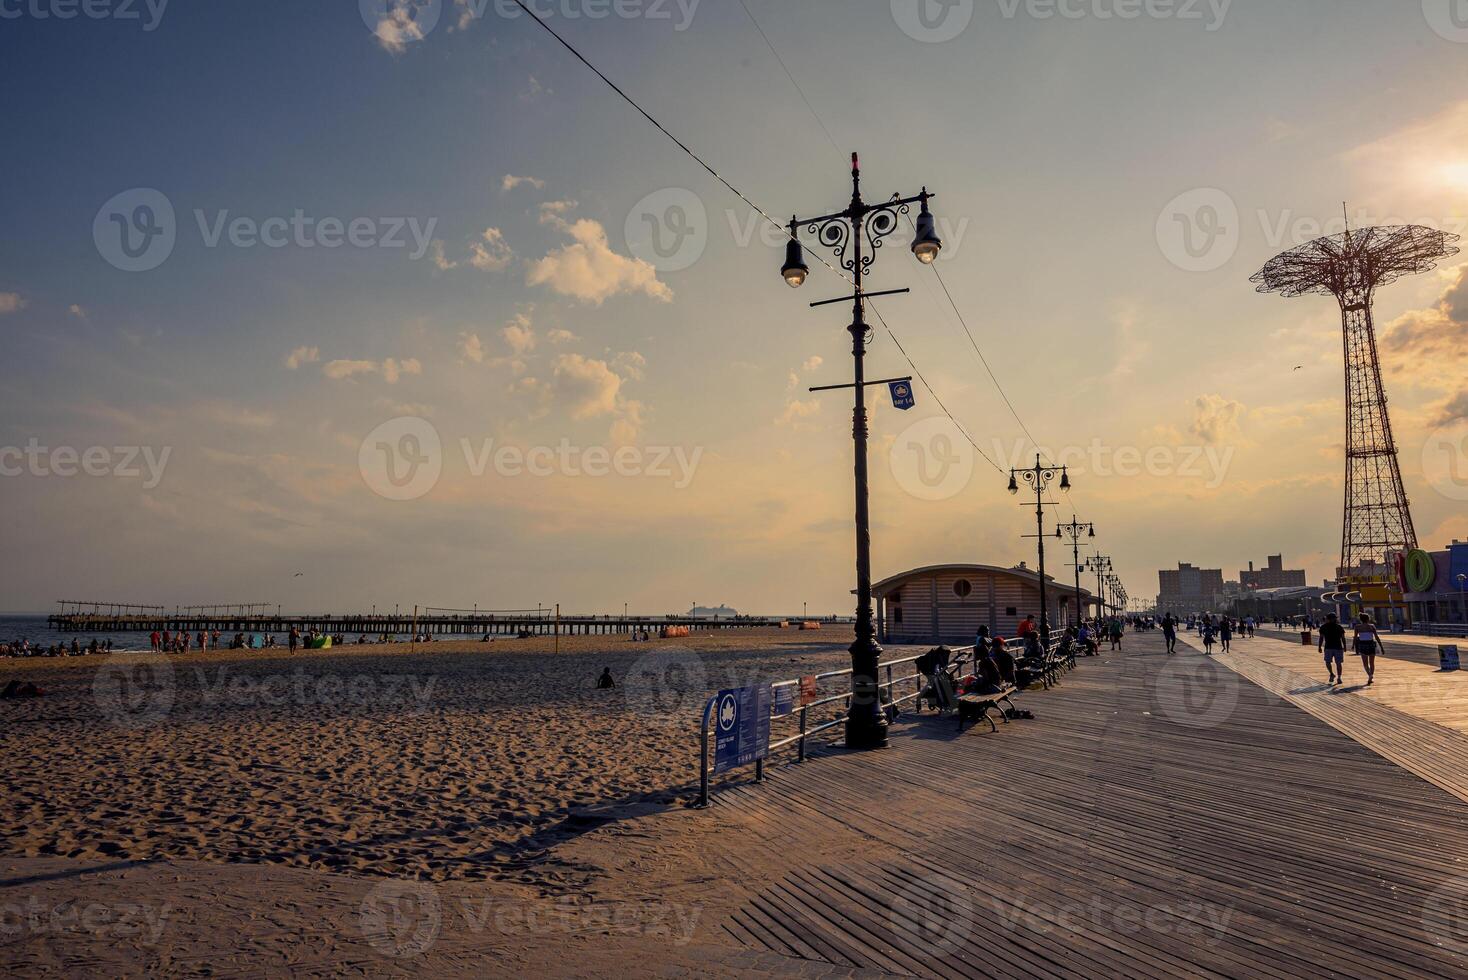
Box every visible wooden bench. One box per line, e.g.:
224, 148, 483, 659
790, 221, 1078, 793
958, 685, 1018, 733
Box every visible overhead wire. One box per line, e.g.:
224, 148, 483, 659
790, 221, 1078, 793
506, 0, 1007, 474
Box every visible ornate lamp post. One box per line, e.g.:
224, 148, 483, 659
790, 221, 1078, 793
1086, 555, 1113, 617
1009, 455, 1071, 642
1056, 517, 1095, 627
780, 152, 943, 751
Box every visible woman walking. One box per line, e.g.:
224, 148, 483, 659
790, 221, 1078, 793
1352, 613, 1381, 686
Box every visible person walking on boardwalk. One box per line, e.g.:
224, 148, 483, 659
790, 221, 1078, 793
1108, 616, 1124, 650
1352, 613, 1381, 686
1219, 617, 1232, 653
1162, 613, 1178, 653
1201, 619, 1216, 654
1318, 613, 1347, 685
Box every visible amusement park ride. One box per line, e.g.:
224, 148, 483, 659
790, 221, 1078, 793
1253, 213, 1460, 622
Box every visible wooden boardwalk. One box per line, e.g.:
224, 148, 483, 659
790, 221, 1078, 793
712, 631, 1468, 978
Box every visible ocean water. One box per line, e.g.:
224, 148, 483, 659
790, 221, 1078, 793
0, 615, 154, 652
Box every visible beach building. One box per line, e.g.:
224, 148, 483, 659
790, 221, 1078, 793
872, 563, 1100, 645
1237, 554, 1308, 590
1157, 562, 1226, 614
1402, 540, 1468, 628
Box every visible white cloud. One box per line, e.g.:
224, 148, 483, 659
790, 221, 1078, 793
527, 215, 672, 305
777, 399, 821, 427
453, 0, 476, 30
284, 345, 320, 370
547, 328, 578, 344
370, 4, 430, 54
611, 399, 646, 445
0, 292, 25, 315
381, 357, 421, 384
429, 240, 457, 271
552, 353, 623, 419
519, 74, 551, 102
458, 331, 486, 364
323, 357, 421, 384
538, 200, 577, 219
612, 351, 647, 380
501, 174, 546, 193
468, 227, 512, 271
502, 314, 536, 354
802, 355, 823, 373
323, 359, 379, 381
68, 303, 86, 319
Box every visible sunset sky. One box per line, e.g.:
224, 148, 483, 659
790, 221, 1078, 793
2, 1, 1467, 615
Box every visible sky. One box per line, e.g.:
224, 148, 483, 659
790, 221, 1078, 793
2, 0, 1467, 615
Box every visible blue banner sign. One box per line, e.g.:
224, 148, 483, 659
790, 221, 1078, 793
889, 380, 916, 411
713, 684, 771, 774
772, 683, 795, 717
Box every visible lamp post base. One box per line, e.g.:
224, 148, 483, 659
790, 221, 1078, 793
845, 711, 890, 750
844, 634, 889, 750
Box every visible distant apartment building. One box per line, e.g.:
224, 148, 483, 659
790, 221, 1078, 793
1237, 555, 1307, 591
1157, 562, 1226, 614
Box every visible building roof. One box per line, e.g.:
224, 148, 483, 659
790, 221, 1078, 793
872, 563, 1094, 600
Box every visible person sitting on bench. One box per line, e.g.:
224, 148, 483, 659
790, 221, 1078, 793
992, 637, 1019, 688
971, 647, 1005, 694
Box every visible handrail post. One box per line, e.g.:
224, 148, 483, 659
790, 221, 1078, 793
697, 695, 716, 808
798, 705, 808, 761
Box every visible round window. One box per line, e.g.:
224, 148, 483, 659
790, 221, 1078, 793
953, 579, 973, 598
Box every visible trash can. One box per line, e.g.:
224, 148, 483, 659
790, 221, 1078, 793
1300, 630, 1311, 645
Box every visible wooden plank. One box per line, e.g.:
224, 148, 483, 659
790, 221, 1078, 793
712, 630, 1468, 979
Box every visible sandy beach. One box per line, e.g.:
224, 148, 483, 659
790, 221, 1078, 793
0, 628, 869, 888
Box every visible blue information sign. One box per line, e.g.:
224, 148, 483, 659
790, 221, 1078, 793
772, 683, 795, 717
713, 684, 771, 774
889, 380, 916, 411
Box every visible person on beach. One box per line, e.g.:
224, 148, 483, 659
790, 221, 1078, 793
1318, 613, 1347, 685
1353, 614, 1381, 686
289, 627, 299, 653
596, 667, 615, 689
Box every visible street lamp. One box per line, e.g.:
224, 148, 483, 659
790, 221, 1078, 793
1009, 455, 1071, 643
1086, 555, 1113, 618
1458, 573, 1466, 624
780, 152, 941, 751
1057, 517, 1096, 629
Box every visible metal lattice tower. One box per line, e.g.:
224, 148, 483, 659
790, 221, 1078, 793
1252, 220, 1459, 576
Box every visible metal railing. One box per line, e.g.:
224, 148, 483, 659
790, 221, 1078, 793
696, 629, 1066, 806
1407, 623, 1468, 638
